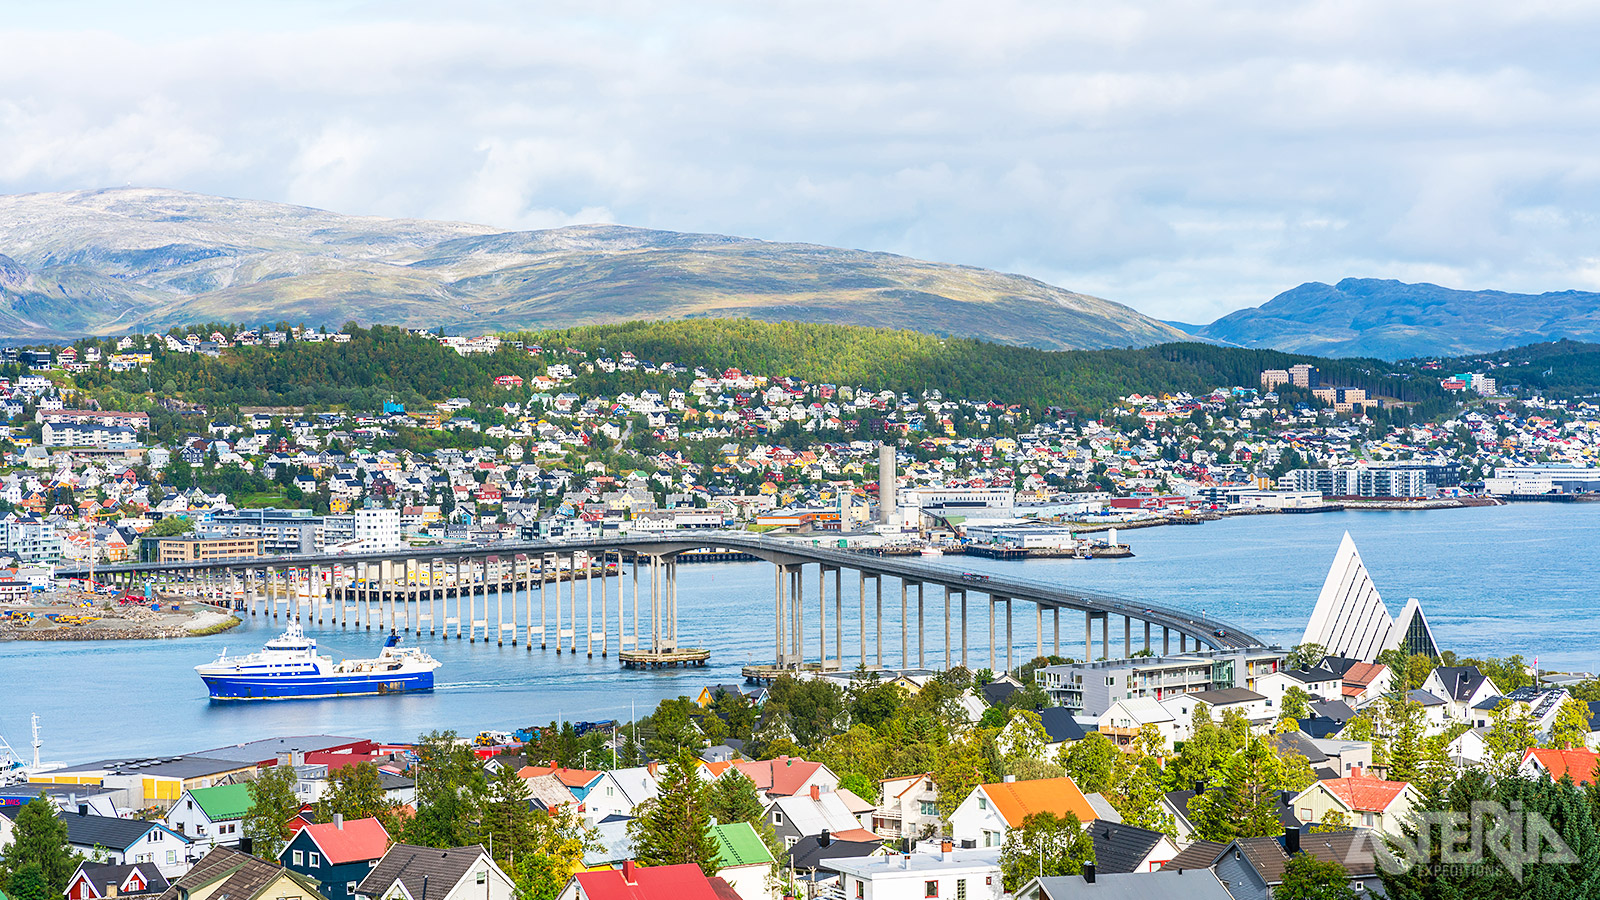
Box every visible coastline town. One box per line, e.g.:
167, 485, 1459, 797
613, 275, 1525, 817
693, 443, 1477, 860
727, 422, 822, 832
3, 533, 1597, 898
2, 328, 1599, 897
3, 328, 1598, 597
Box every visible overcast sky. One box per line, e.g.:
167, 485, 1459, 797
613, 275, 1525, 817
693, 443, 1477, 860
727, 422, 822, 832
3, 1, 1599, 323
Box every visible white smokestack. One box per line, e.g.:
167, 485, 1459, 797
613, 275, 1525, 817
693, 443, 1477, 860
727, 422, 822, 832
879, 445, 896, 525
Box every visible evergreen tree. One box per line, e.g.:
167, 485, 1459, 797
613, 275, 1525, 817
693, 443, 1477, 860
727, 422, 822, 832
628, 752, 720, 874
244, 764, 302, 860
708, 772, 766, 825
482, 763, 537, 866
0, 798, 77, 894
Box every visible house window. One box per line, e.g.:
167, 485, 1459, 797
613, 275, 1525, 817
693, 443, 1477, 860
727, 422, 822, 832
1364, 813, 1375, 827
310, 853, 321, 868
920, 801, 937, 817
977, 797, 987, 810
925, 881, 938, 898
347, 884, 358, 895
956, 880, 966, 900
293, 851, 304, 866
166, 851, 177, 865
773, 811, 784, 825
476, 871, 487, 885
855, 880, 864, 899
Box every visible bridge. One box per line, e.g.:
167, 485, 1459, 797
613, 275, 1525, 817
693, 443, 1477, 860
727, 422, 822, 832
58, 531, 1266, 674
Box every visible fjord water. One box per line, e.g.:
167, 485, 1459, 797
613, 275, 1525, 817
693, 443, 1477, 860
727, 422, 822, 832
6, 503, 1599, 761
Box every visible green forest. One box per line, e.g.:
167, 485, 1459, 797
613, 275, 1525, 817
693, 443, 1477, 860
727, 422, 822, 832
42, 318, 1460, 420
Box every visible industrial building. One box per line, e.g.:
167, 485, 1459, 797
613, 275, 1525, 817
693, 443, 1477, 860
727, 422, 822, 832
1484, 465, 1600, 495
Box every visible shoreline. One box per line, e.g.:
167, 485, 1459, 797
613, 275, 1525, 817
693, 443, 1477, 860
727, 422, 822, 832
0, 601, 242, 642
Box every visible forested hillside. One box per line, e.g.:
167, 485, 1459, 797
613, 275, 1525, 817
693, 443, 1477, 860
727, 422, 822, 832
58, 319, 1450, 419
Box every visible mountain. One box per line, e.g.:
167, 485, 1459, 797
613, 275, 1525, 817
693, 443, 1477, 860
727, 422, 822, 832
1196, 277, 1600, 360
0, 188, 1186, 349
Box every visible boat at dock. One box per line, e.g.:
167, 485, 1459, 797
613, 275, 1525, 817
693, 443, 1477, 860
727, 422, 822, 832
196, 622, 441, 701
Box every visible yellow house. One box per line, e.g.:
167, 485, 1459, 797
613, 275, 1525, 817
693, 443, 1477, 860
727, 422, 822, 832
1291, 772, 1421, 834
33, 755, 257, 809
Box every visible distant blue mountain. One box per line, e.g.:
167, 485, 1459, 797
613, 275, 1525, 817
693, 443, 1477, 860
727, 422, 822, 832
1195, 278, 1600, 360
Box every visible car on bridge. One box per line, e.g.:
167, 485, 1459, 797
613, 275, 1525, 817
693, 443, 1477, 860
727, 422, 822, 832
960, 572, 990, 582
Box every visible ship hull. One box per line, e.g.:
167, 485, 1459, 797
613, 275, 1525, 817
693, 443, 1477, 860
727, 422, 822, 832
200, 669, 434, 700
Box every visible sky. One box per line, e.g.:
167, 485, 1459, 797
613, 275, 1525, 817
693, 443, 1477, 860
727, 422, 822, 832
3, 1, 1600, 324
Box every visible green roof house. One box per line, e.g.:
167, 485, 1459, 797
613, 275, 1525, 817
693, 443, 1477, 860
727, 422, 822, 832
163, 782, 255, 849
708, 822, 775, 900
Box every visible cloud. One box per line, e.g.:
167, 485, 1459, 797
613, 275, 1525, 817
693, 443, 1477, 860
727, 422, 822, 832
2, 0, 1600, 322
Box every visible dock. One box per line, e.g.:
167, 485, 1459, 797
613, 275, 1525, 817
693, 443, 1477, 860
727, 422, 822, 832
619, 648, 711, 669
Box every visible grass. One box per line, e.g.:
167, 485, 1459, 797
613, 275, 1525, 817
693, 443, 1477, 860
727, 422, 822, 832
234, 491, 289, 508
188, 615, 241, 637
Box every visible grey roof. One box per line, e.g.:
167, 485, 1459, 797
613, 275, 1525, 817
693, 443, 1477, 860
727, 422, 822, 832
1087, 821, 1166, 874
195, 736, 367, 763
3, 809, 187, 852
156, 846, 321, 900
57, 756, 251, 779
1308, 699, 1356, 721
1189, 687, 1266, 706
1433, 666, 1490, 702
1030, 870, 1233, 900
1588, 701, 1600, 732
982, 680, 1020, 706
1297, 715, 1347, 740
1159, 839, 1225, 871
1083, 793, 1121, 824
789, 835, 884, 870
582, 817, 635, 867
72, 861, 170, 896
1227, 831, 1382, 884
1265, 730, 1329, 764
1283, 661, 1342, 684
1036, 707, 1089, 744
357, 843, 490, 900
1406, 689, 1446, 707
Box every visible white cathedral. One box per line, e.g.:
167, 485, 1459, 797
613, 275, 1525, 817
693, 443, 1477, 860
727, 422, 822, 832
1299, 531, 1439, 661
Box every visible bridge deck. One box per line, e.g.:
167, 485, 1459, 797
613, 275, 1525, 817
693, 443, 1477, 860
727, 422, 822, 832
58, 531, 1266, 650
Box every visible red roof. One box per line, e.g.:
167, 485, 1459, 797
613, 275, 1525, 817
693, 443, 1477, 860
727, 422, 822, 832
729, 757, 825, 797
1523, 748, 1599, 785
574, 863, 721, 900
519, 766, 603, 789
1318, 775, 1412, 813
301, 817, 391, 864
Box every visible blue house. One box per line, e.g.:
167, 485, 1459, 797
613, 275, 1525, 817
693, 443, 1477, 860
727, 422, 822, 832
279, 816, 391, 900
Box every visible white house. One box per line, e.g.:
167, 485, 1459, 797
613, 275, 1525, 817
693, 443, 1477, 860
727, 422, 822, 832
163, 783, 251, 849
874, 774, 940, 840
826, 846, 1002, 900
1421, 666, 1501, 724
948, 778, 1097, 850
1094, 698, 1178, 750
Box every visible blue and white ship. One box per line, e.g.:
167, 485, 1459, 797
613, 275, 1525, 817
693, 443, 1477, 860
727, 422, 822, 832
196, 623, 442, 700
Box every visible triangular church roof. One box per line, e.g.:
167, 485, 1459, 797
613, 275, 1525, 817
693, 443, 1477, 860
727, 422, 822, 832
1300, 533, 1438, 662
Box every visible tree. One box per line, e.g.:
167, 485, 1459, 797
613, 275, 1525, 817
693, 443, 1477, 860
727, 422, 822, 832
482, 763, 537, 866
0, 798, 77, 894
1059, 732, 1120, 795
708, 772, 767, 826
628, 752, 720, 874
244, 764, 301, 860
1279, 687, 1313, 723
1187, 738, 1287, 842
6, 863, 52, 900
997, 812, 1095, 892
642, 697, 707, 761
1274, 853, 1356, 899
1285, 643, 1327, 671
406, 731, 489, 848
318, 762, 400, 832
1483, 699, 1537, 778
1549, 698, 1593, 750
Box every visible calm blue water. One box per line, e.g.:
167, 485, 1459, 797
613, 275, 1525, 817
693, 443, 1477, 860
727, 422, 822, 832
5, 504, 1598, 761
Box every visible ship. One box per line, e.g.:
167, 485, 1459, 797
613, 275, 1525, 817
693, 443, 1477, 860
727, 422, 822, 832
196, 622, 442, 700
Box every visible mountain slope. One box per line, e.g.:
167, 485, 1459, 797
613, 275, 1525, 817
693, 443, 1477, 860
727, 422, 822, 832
1197, 277, 1600, 359
0, 188, 1185, 349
